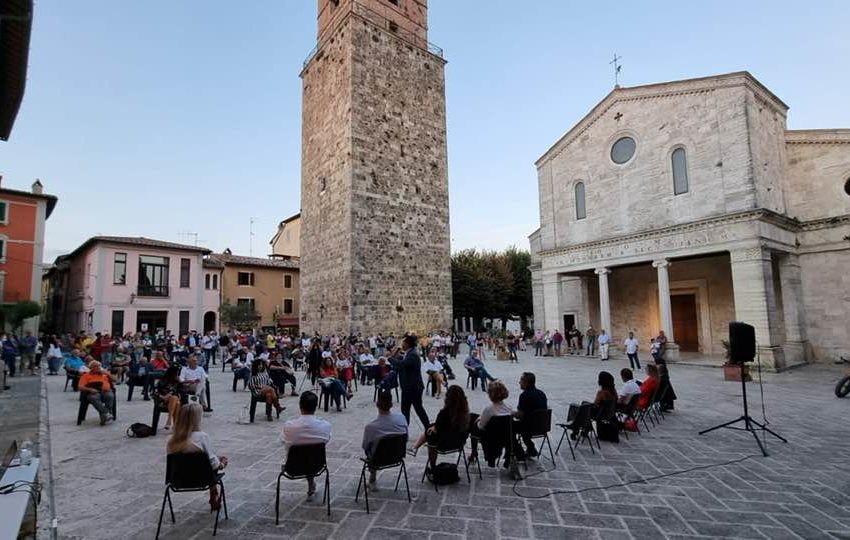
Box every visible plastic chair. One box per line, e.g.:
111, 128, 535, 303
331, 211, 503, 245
356, 434, 410, 513
76, 390, 117, 425
156, 453, 227, 539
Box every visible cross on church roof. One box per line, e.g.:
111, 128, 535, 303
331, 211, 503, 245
609, 53, 622, 87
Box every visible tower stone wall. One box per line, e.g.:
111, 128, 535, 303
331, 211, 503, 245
300, 0, 452, 336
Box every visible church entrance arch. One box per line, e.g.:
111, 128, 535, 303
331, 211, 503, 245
203, 311, 217, 334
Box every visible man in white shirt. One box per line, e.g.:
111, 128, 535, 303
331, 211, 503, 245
282, 391, 331, 499
180, 354, 210, 411
598, 330, 611, 361
617, 368, 642, 410
623, 332, 641, 370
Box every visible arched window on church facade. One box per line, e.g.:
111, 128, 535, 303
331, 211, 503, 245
575, 182, 586, 220
672, 147, 689, 195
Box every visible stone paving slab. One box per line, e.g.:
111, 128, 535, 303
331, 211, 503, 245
44, 350, 850, 539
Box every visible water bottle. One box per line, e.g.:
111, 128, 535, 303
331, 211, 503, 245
20, 439, 32, 466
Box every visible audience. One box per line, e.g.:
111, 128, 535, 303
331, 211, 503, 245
319, 356, 346, 411
657, 364, 677, 411
249, 361, 285, 420
422, 350, 445, 398
463, 349, 496, 391
180, 354, 210, 412
282, 392, 331, 500
78, 360, 115, 425
157, 365, 185, 430
166, 402, 228, 510
361, 390, 408, 487
410, 385, 469, 470
617, 368, 642, 411
515, 372, 547, 458
469, 380, 514, 467
566, 371, 618, 439
110, 347, 131, 383
638, 364, 660, 411
268, 354, 299, 397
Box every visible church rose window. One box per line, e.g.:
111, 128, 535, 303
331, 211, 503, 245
672, 147, 689, 195
611, 136, 636, 164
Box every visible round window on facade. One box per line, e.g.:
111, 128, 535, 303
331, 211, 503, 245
845, 178, 850, 196
611, 136, 636, 164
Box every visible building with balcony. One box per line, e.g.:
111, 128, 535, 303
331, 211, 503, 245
45, 237, 213, 336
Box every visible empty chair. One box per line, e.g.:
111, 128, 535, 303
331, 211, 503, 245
518, 409, 555, 465
555, 402, 597, 460
155, 453, 228, 539
356, 433, 410, 513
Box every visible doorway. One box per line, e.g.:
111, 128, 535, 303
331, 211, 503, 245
563, 314, 575, 333
137, 310, 168, 334
204, 311, 217, 334
671, 294, 699, 352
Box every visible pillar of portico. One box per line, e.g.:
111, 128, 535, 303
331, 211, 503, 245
542, 274, 561, 332
777, 253, 808, 367
594, 267, 612, 337
652, 259, 680, 361
729, 247, 785, 370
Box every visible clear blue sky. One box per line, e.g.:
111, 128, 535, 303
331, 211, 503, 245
2, 1, 849, 263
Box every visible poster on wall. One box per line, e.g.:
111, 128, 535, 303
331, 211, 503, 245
141, 323, 148, 332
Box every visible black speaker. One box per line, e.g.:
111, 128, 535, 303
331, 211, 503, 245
728, 321, 756, 364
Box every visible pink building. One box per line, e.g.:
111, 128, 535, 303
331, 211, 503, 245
49, 237, 217, 336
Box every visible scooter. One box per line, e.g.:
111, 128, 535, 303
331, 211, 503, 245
835, 356, 850, 398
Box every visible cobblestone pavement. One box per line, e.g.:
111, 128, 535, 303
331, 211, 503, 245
45, 349, 850, 539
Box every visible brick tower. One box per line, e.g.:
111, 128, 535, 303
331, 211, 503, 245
299, 0, 452, 336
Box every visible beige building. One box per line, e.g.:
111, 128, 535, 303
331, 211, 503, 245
211, 251, 300, 331
298, 0, 453, 336
530, 72, 850, 369
270, 212, 301, 260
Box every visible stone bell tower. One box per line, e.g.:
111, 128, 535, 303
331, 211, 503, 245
299, 0, 452, 336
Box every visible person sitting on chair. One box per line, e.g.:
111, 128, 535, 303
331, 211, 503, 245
567, 371, 618, 439
335, 349, 355, 397
463, 349, 496, 392
248, 360, 285, 421
110, 347, 131, 383
151, 350, 170, 372
166, 402, 228, 511
231, 349, 251, 390
361, 389, 408, 488
617, 368, 641, 411
515, 372, 547, 458
638, 364, 660, 411
657, 364, 677, 411
281, 391, 331, 500
318, 355, 346, 411
422, 349, 445, 398
78, 360, 115, 425
180, 354, 210, 412
268, 353, 299, 397
409, 385, 469, 470
157, 365, 185, 431
469, 380, 513, 467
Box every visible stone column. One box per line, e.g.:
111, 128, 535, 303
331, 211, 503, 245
542, 274, 561, 332
652, 259, 674, 341
777, 253, 808, 366
594, 267, 612, 336
730, 247, 785, 369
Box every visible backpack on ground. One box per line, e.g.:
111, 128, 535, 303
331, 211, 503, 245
427, 463, 459, 485
126, 423, 154, 438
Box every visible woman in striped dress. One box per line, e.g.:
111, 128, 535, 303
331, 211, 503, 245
249, 360, 284, 421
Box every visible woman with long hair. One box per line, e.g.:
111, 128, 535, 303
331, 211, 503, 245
248, 360, 284, 421
319, 355, 346, 411
157, 364, 184, 430
307, 340, 322, 388
410, 385, 470, 468
166, 402, 228, 510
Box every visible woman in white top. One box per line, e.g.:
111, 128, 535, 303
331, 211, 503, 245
167, 402, 228, 510
422, 352, 445, 398
468, 380, 514, 467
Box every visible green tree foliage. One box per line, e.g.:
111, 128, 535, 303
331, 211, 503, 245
219, 300, 260, 330
0, 301, 42, 333
451, 247, 532, 328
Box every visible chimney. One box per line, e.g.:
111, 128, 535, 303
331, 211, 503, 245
32, 179, 43, 194
0, 175, 3, 187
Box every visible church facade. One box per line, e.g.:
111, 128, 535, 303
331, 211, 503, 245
298, 0, 452, 336
529, 72, 850, 368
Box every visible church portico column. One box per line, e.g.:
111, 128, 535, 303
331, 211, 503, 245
542, 274, 561, 332
652, 259, 674, 341
730, 247, 785, 370
777, 253, 808, 366
594, 268, 612, 337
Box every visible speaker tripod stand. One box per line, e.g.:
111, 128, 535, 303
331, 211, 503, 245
698, 362, 786, 457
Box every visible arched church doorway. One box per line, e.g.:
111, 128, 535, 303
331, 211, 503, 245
203, 311, 217, 334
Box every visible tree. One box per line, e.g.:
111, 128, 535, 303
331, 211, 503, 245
219, 301, 260, 330
0, 301, 42, 334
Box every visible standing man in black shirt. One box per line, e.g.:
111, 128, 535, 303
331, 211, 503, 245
516, 372, 547, 458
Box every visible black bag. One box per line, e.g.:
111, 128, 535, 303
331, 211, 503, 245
127, 423, 154, 438
597, 420, 619, 443
427, 463, 460, 485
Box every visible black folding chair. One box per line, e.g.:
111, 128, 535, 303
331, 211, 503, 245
422, 430, 474, 490
156, 452, 228, 539
518, 409, 555, 466
617, 394, 641, 439
76, 390, 117, 425
634, 390, 657, 431
371, 383, 400, 403
276, 443, 330, 521
555, 402, 597, 460
653, 384, 669, 421
320, 383, 348, 411
465, 369, 479, 391
356, 434, 410, 513
470, 415, 519, 474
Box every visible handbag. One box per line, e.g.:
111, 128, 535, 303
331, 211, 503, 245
427, 463, 459, 485
623, 418, 638, 432
126, 423, 153, 438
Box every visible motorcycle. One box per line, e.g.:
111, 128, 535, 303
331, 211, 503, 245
835, 356, 850, 398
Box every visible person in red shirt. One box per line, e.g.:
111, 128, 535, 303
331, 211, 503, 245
78, 361, 115, 425
151, 351, 170, 371
637, 364, 660, 411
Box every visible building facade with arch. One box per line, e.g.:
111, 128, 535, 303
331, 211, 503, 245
529, 72, 850, 368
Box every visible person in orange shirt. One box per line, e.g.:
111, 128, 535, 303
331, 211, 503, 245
78, 360, 115, 425
637, 364, 660, 411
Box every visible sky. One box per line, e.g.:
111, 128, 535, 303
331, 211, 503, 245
2, 1, 849, 263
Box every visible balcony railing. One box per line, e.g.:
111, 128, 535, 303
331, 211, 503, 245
303, 1, 444, 68
136, 285, 169, 298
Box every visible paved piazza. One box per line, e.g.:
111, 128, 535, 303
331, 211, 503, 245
45, 350, 850, 540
